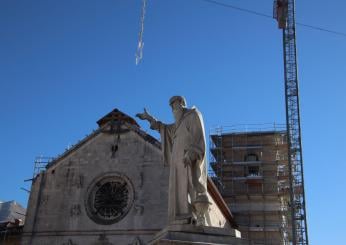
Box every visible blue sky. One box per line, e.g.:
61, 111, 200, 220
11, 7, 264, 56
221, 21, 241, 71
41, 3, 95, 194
0, 0, 345, 244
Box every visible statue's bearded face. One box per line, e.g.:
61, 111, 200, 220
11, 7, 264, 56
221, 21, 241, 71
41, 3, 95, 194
171, 101, 184, 122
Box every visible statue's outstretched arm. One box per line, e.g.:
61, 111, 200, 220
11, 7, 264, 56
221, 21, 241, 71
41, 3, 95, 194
136, 108, 161, 131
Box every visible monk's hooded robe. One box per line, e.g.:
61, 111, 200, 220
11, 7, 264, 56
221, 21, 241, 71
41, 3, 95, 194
151, 107, 208, 223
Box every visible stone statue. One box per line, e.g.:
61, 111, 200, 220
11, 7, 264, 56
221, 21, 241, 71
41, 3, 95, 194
136, 96, 209, 225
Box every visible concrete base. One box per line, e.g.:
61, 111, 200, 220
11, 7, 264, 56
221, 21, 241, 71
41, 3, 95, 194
149, 224, 250, 245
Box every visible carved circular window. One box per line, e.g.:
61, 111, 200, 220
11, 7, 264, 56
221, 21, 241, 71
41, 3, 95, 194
85, 173, 134, 225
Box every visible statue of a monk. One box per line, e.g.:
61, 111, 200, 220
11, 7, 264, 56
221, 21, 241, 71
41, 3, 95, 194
136, 96, 209, 225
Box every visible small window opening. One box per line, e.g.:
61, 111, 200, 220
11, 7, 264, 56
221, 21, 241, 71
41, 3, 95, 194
248, 166, 260, 177
245, 153, 259, 162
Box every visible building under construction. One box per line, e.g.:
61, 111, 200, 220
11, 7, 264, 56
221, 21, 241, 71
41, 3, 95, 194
210, 126, 291, 245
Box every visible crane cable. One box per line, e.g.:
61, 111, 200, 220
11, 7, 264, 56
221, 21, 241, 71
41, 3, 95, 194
135, 0, 147, 65
201, 0, 346, 38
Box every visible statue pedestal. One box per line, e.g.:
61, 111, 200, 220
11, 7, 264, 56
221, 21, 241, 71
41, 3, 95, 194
149, 224, 249, 245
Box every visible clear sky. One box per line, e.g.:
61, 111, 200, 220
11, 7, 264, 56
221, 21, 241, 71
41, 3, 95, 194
0, 0, 345, 244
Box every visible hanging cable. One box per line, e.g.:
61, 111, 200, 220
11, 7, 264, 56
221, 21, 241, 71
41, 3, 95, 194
135, 0, 148, 65
200, 0, 346, 38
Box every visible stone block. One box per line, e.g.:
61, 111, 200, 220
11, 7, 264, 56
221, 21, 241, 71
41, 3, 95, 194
149, 224, 250, 245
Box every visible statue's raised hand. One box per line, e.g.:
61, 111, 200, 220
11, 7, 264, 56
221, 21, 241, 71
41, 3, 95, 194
136, 108, 151, 121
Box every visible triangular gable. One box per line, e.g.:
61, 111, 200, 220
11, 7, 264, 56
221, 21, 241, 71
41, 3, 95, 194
45, 109, 161, 171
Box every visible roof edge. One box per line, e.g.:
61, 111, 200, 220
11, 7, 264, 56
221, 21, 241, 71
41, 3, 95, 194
45, 121, 161, 171
207, 177, 238, 229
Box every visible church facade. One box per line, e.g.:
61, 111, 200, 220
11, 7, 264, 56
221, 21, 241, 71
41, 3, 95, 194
22, 109, 169, 245
22, 109, 238, 245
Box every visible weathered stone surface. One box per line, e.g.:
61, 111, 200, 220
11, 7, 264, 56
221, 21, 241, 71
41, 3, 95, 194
149, 224, 249, 245
22, 122, 168, 245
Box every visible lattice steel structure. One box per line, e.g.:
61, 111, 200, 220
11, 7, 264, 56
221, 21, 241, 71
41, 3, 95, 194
274, 0, 309, 244
33, 156, 54, 178
209, 125, 291, 245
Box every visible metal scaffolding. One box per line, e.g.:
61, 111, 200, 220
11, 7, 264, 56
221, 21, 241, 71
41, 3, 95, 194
209, 124, 291, 244
33, 156, 54, 178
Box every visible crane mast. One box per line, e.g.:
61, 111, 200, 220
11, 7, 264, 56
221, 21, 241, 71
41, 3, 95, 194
274, 0, 309, 244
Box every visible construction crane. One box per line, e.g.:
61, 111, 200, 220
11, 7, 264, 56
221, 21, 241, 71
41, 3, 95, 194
274, 1, 309, 244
